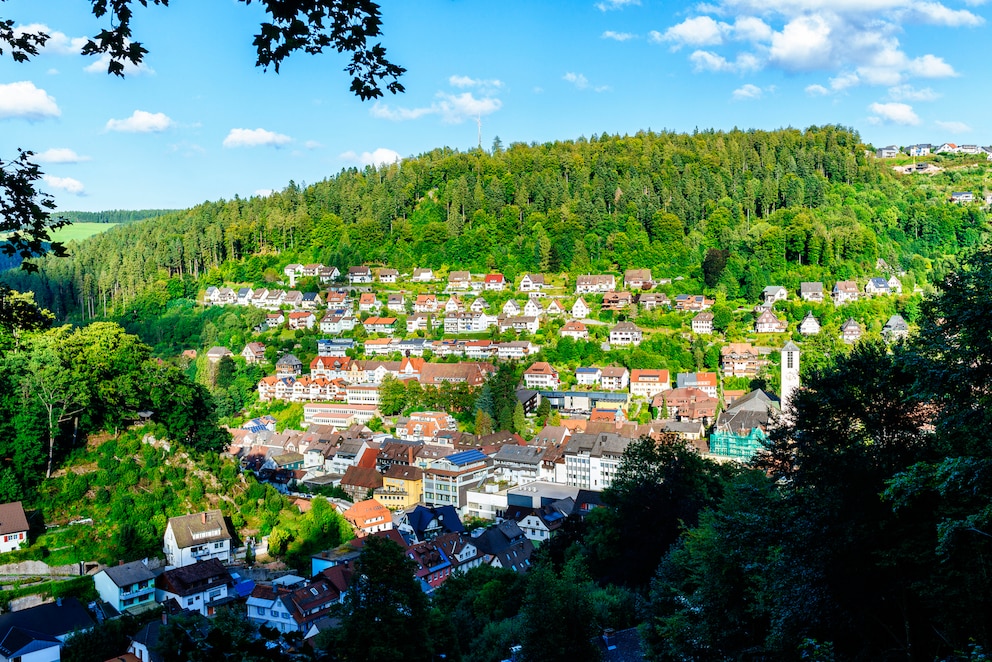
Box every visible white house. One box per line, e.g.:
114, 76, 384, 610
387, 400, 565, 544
0, 502, 29, 554
163, 510, 234, 568
519, 274, 545, 292
799, 311, 821, 335
575, 367, 601, 386
609, 322, 642, 346
523, 362, 560, 390
156, 559, 235, 617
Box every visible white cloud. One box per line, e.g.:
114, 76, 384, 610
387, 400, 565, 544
370, 103, 436, 121
602, 31, 637, 41
34, 148, 90, 164
654, 1, 975, 87
935, 119, 972, 133
888, 84, 939, 101
769, 15, 833, 70
595, 0, 640, 10
732, 83, 764, 99
222, 128, 292, 148
304, 140, 323, 150
449, 75, 503, 89
868, 101, 921, 125
14, 24, 87, 55
253, 189, 274, 197
436, 92, 503, 121
42, 174, 85, 195
340, 148, 402, 167
563, 72, 590, 89
907, 54, 957, 77
105, 110, 173, 133
371, 91, 502, 124
660, 16, 726, 48
806, 84, 831, 95
830, 72, 861, 91
688, 50, 761, 73
0, 81, 60, 120
562, 72, 610, 92
731, 16, 773, 42
905, 3, 983, 26
84, 52, 154, 75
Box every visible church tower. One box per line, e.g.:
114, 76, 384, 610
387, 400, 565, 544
781, 341, 800, 411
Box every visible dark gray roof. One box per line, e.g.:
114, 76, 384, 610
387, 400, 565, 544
565, 432, 632, 459
0, 597, 94, 645
596, 627, 646, 661
276, 353, 303, 367
884, 314, 909, 331
101, 560, 155, 587
716, 390, 780, 435
493, 445, 546, 465
663, 420, 704, 434
131, 620, 164, 662
158, 559, 233, 597
0, 626, 59, 658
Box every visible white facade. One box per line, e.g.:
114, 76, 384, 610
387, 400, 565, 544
781, 342, 800, 412
163, 512, 233, 568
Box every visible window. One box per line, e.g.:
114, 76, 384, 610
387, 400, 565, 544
187, 598, 195, 606
257, 607, 266, 615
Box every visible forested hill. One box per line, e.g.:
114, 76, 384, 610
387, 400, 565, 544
56, 209, 179, 225
4, 125, 987, 319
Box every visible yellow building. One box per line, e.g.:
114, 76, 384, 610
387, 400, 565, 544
376, 464, 424, 510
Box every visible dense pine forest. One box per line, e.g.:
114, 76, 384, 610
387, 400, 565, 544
4, 125, 986, 321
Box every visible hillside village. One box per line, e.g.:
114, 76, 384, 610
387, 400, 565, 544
0, 258, 919, 660
206, 261, 915, 470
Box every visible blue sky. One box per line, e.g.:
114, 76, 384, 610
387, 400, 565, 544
1, 0, 988, 212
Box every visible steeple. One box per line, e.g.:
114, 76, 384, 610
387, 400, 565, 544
781, 341, 800, 411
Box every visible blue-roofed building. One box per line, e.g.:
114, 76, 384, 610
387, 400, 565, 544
865, 277, 892, 296
423, 451, 493, 512
0, 597, 95, 661
400, 505, 465, 543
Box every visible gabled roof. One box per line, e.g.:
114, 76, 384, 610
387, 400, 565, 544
344, 500, 391, 528
884, 314, 909, 331
341, 465, 384, 490
276, 353, 303, 367
166, 510, 233, 549
101, 560, 155, 588
406, 505, 465, 538
157, 559, 233, 597
0, 501, 29, 536
0, 597, 94, 645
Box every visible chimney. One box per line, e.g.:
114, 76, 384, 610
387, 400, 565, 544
602, 628, 616, 650
408, 446, 414, 465
202, 512, 206, 524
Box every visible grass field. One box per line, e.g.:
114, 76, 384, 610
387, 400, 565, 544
48, 222, 118, 243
